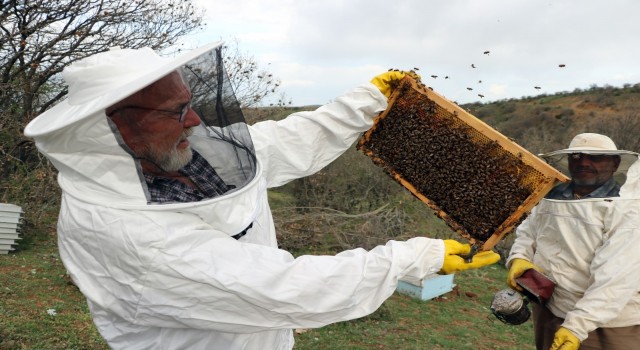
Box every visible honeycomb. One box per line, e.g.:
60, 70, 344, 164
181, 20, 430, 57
357, 76, 569, 250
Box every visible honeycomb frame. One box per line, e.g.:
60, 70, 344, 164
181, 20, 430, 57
357, 76, 569, 251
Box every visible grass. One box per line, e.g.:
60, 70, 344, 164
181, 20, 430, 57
0, 235, 107, 350
6, 79, 640, 350
293, 267, 534, 349
0, 233, 535, 350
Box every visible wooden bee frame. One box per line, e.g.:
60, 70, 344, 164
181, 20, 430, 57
357, 76, 569, 251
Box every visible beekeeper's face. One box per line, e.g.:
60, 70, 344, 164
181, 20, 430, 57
107, 71, 202, 175
568, 153, 621, 188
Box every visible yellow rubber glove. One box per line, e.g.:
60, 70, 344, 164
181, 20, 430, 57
370, 71, 421, 98
440, 240, 501, 274
507, 258, 543, 291
550, 327, 580, 350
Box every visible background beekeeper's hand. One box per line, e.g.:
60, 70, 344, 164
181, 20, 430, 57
507, 258, 543, 291
550, 327, 580, 350
439, 240, 500, 274
370, 70, 421, 98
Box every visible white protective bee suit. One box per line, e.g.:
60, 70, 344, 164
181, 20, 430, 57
507, 143, 640, 342
24, 42, 448, 349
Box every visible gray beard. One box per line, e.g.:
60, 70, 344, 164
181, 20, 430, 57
142, 128, 194, 172
152, 146, 193, 172
572, 176, 609, 190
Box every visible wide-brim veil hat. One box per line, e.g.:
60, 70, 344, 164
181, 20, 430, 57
540, 133, 639, 180
25, 41, 224, 137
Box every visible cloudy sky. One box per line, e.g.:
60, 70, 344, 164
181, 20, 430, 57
189, 0, 639, 107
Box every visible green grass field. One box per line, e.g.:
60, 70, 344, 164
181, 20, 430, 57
0, 234, 534, 350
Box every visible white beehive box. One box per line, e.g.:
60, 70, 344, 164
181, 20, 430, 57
0, 203, 23, 254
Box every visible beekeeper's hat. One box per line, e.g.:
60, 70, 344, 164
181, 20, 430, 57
540, 133, 639, 178
25, 41, 223, 137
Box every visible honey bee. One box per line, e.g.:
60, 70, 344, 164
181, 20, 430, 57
484, 51, 490, 55
471, 64, 476, 68
559, 64, 566, 68
478, 94, 484, 98
467, 87, 473, 91
534, 86, 541, 90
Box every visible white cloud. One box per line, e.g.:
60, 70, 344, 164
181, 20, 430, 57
193, 0, 640, 106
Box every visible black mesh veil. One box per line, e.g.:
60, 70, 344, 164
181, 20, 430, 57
109, 45, 258, 204
185, 47, 247, 127
168, 46, 256, 200
180, 46, 257, 190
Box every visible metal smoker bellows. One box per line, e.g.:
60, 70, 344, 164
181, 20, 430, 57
490, 289, 531, 325
357, 76, 569, 251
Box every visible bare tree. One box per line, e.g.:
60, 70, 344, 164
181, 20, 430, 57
519, 120, 566, 155
222, 38, 290, 108
587, 112, 640, 153
0, 0, 205, 124
0, 0, 204, 230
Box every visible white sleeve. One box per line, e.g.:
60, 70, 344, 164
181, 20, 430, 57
249, 83, 387, 188
133, 230, 444, 332
61, 204, 446, 333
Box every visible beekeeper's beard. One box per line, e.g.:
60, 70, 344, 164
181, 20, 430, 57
571, 166, 611, 188
140, 127, 194, 173
573, 175, 606, 188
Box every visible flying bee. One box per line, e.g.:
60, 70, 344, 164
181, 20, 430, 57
559, 64, 566, 68
484, 51, 490, 55
471, 64, 476, 68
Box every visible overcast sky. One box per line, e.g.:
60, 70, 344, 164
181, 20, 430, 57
188, 0, 640, 107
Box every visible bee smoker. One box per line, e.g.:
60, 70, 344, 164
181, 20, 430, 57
490, 288, 531, 325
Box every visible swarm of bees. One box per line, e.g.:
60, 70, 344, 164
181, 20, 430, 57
356, 77, 568, 245
422, 48, 568, 101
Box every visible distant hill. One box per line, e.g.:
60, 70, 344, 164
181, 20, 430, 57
461, 83, 640, 154
242, 83, 640, 254
244, 82, 640, 156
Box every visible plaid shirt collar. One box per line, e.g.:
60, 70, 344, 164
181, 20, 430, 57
144, 150, 233, 204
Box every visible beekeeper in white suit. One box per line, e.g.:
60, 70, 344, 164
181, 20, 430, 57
506, 133, 640, 350
24, 41, 500, 350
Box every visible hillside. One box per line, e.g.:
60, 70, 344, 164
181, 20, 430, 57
246, 83, 640, 157
3, 83, 638, 349
246, 82, 640, 255
463, 83, 640, 154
